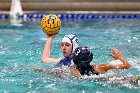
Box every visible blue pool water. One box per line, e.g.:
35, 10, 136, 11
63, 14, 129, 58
0, 15, 140, 93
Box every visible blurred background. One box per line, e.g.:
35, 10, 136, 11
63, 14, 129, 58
0, 0, 140, 13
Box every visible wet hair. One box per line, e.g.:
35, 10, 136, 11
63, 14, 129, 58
73, 46, 99, 76
73, 46, 93, 67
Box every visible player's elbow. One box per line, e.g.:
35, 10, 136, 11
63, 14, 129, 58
42, 57, 50, 63
42, 59, 46, 63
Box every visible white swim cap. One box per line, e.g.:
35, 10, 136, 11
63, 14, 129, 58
62, 34, 78, 54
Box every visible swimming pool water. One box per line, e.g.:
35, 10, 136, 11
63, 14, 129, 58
0, 18, 140, 93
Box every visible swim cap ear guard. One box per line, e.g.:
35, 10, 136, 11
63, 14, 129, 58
73, 46, 93, 67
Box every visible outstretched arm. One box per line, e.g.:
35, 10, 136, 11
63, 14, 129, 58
42, 35, 60, 63
111, 48, 131, 69
95, 48, 131, 73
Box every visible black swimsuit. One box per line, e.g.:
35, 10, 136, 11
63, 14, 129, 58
78, 65, 99, 76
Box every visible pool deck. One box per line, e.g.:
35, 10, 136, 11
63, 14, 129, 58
0, 0, 140, 14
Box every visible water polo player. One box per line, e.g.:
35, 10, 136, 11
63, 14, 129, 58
71, 46, 131, 76
42, 34, 78, 67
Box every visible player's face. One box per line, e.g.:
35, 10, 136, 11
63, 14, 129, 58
61, 42, 72, 57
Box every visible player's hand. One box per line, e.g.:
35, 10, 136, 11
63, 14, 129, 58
48, 34, 56, 39
111, 48, 122, 59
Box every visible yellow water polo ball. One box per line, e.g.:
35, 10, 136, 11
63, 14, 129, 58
40, 14, 61, 36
